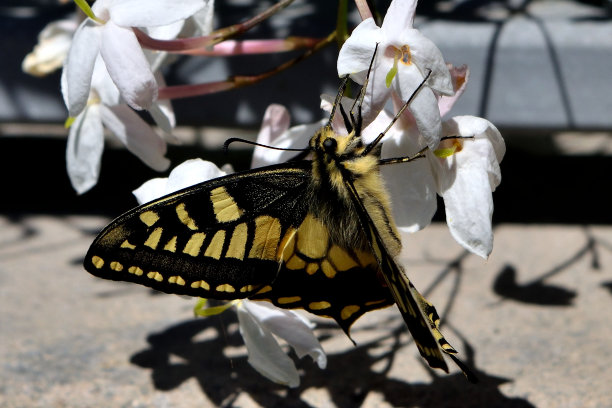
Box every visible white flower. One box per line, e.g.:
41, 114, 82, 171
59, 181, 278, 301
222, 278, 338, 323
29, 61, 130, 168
63, 0, 204, 116
337, 0, 452, 149
133, 158, 227, 204
65, 57, 170, 194
429, 116, 505, 258
22, 16, 78, 77
236, 300, 326, 388
251, 104, 323, 168
133, 158, 326, 388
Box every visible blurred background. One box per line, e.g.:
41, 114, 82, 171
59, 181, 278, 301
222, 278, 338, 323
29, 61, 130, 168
1, 1, 611, 407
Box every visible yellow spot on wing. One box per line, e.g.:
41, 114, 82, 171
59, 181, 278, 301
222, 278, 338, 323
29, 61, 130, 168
257, 285, 272, 294
240, 285, 256, 293
168, 276, 186, 285
216, 284, 235, 293
210, 187, 243, 222
191, 280, 210, 290
226, 223, 247, 260
139, 211, 159, 227
128, 266, 143, 276
355, 250, 376, 268
144, 227, 163, 249
204, 230, 225, 260
341, 305, 360, 320
286, 255, 306, 270
329, 245, 358, 271
163, 236, 177, 252
120, 240, 136, 250
147, 271, 163, 282
296, 214, 328, 259
183, 232, 206, 257
278, 296, 301, 304
321, 259, 336, 278
110, 261, 123, 271
309, 301, 331, 310
248, 216, 282, 261
306, 263, 318, 275
92, 256, 104, 269
176, 202, 198, 230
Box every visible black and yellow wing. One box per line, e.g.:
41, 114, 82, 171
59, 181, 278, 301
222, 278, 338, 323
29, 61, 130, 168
85, 161, 392, 330
344, 179, 477, 382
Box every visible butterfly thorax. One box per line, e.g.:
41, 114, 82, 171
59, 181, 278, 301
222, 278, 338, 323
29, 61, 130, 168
308, 127, 402, 256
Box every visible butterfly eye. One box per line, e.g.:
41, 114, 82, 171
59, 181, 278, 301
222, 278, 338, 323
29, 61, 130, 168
323, 138, 337, 153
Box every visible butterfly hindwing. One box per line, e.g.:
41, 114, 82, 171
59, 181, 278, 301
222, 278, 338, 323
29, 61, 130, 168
251, 212, 394, 333
84, 163, 312, 299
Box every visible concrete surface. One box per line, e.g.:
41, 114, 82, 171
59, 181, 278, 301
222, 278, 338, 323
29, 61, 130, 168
1, 215, 611, 408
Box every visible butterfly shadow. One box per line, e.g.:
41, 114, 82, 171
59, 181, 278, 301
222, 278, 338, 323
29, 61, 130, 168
130, 313, 534, 408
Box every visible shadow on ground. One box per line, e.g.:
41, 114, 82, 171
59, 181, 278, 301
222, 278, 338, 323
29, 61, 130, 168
130, 316, 534, 408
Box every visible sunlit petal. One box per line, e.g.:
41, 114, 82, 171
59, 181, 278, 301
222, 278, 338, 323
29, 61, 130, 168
99, 21, 157, 110
100, 104, 169, 171
237, 302, 300, 388
241, 301, 327, 369
64, 19, 101, 116
66, 106, 104, 194
106, 0, 205, 27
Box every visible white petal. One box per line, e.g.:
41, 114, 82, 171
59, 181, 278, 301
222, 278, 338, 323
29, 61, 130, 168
442, 116, 505, 188
99, 22, 157, 110
22, 17, 77, 77
165, 159, 227, 193
106, 0, 205, 27
90, 56, 121, 106
337, 18, 382, 79
380, 0, 417, 35
100, 104, 170, 171
357, 54, 394, 128
251, 120, 322, 168
64, 20, 101, 116
438, 65, 469, 118
148, 102, 175, 137
431, 116, 505, 258
146, 19, 185, 40
394, 67, 441, 149
66, 106, 104, 194
237, 303, 300, 388
133, 177, 168, 204
242, 301, 327, 369
191, 0, 215, 35
379, 128, 438, 232
251, 104, 291, 167
397, 29, 453, 95
132, 159, 227, 204
441, 163, 494, 258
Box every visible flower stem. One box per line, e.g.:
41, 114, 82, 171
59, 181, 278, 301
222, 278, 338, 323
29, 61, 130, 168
136, 0, 297, 52
157, 31, 336, 100
353, 0, 373, 21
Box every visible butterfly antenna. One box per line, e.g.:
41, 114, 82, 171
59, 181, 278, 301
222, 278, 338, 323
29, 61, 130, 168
349, 42, 379, 139
361, 69, 433, 157
326, 75, 351, 129
223, 137, 308, 154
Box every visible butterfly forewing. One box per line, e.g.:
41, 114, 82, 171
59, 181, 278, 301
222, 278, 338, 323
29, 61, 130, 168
85, 163, 311, 299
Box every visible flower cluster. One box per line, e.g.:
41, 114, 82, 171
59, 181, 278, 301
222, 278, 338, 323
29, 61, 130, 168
24, 0, 504, 387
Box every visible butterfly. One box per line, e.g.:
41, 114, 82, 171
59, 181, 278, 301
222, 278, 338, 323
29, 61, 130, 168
84, 54, 476, 382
